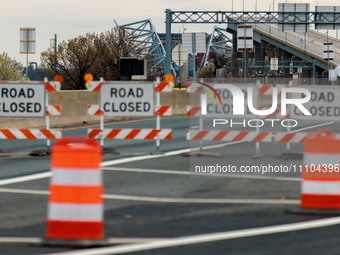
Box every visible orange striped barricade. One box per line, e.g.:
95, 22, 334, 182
44, 78, 61, 147
187, 130, 272, 142
87, 105, 104, 116
86, 76, 173, 152
0, 80, 60, 92
274, 132, 313, 143
186, 80, 206, 153
300, 130, 340, 209
88, 128, 172, 140
155, 105, 172, 116
45, 137, 105, 245
155, 77, 172, 152
46, 105, 61, 116
258, 82, 293, 155
87, 78, 105, 147
186, 82, 202, 94
257, 84, 291, 120
187, 106, 201, 117
0, 79, 61, 147
0, 129, 61, 139
185, 82, 202, 116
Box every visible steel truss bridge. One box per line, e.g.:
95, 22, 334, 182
238, 60, 315, 76
169, 11, 339, 25
165, 9, 340, 74
116, 19, 175, 78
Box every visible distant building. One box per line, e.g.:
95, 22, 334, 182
22, 67, 54, 81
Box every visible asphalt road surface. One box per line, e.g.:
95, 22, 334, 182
1, 116, 340, 255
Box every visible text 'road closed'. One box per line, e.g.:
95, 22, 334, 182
100, 84, 154, 117
290, 88, 340, 121
0, 85, 45, 118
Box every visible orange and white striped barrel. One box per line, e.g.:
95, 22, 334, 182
46, 137, 104, 239
301, 130, 340, 209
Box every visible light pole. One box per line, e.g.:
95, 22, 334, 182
314, 1, 318, 32
176, 26, 181, 87
269, 3, 273, 35
255, 0, 258, 28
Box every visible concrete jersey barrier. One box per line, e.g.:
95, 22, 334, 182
0, 89, 271, 129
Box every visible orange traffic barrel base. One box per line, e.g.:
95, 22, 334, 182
46, 220, 104, 240
40, 237, 110, 248
301, 194, 340, 209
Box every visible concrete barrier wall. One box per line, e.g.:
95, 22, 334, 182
0, 89, 273, 129
160, 89, 192, 115
0, 91, 100, 129
0, 90, 190, 129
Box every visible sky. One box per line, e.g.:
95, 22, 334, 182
0, 0, 337, 67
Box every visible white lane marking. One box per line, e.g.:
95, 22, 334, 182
0, 188, 49, 195
0, 141, 241, 187
0, 237, 41, 243
103, 167, 301, 181
0, 188, 299, 204
190, 126, 199, 128
103, 167, 190, 175
101, 122, 334, 168
101, 154, 165, 167
107, 238, 169, 244
101, 141, 243, 167
292, 121, 334, 133
44, 216, 340, 255
0, 172, 51, 186
0, 122, 331, 186
0, 141, 251, 188
102, 194, 299, 204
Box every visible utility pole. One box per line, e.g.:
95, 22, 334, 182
26, 28, 29, 80
178, 37, 181, 88
54, 34, 57, 67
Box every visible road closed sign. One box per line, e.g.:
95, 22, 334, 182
203, 84, 259, 118
290, 86, 340, 121
100, 83, 154, 117
0, 83, 45, 118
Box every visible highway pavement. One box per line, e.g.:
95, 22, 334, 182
1, 116, 340, 254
